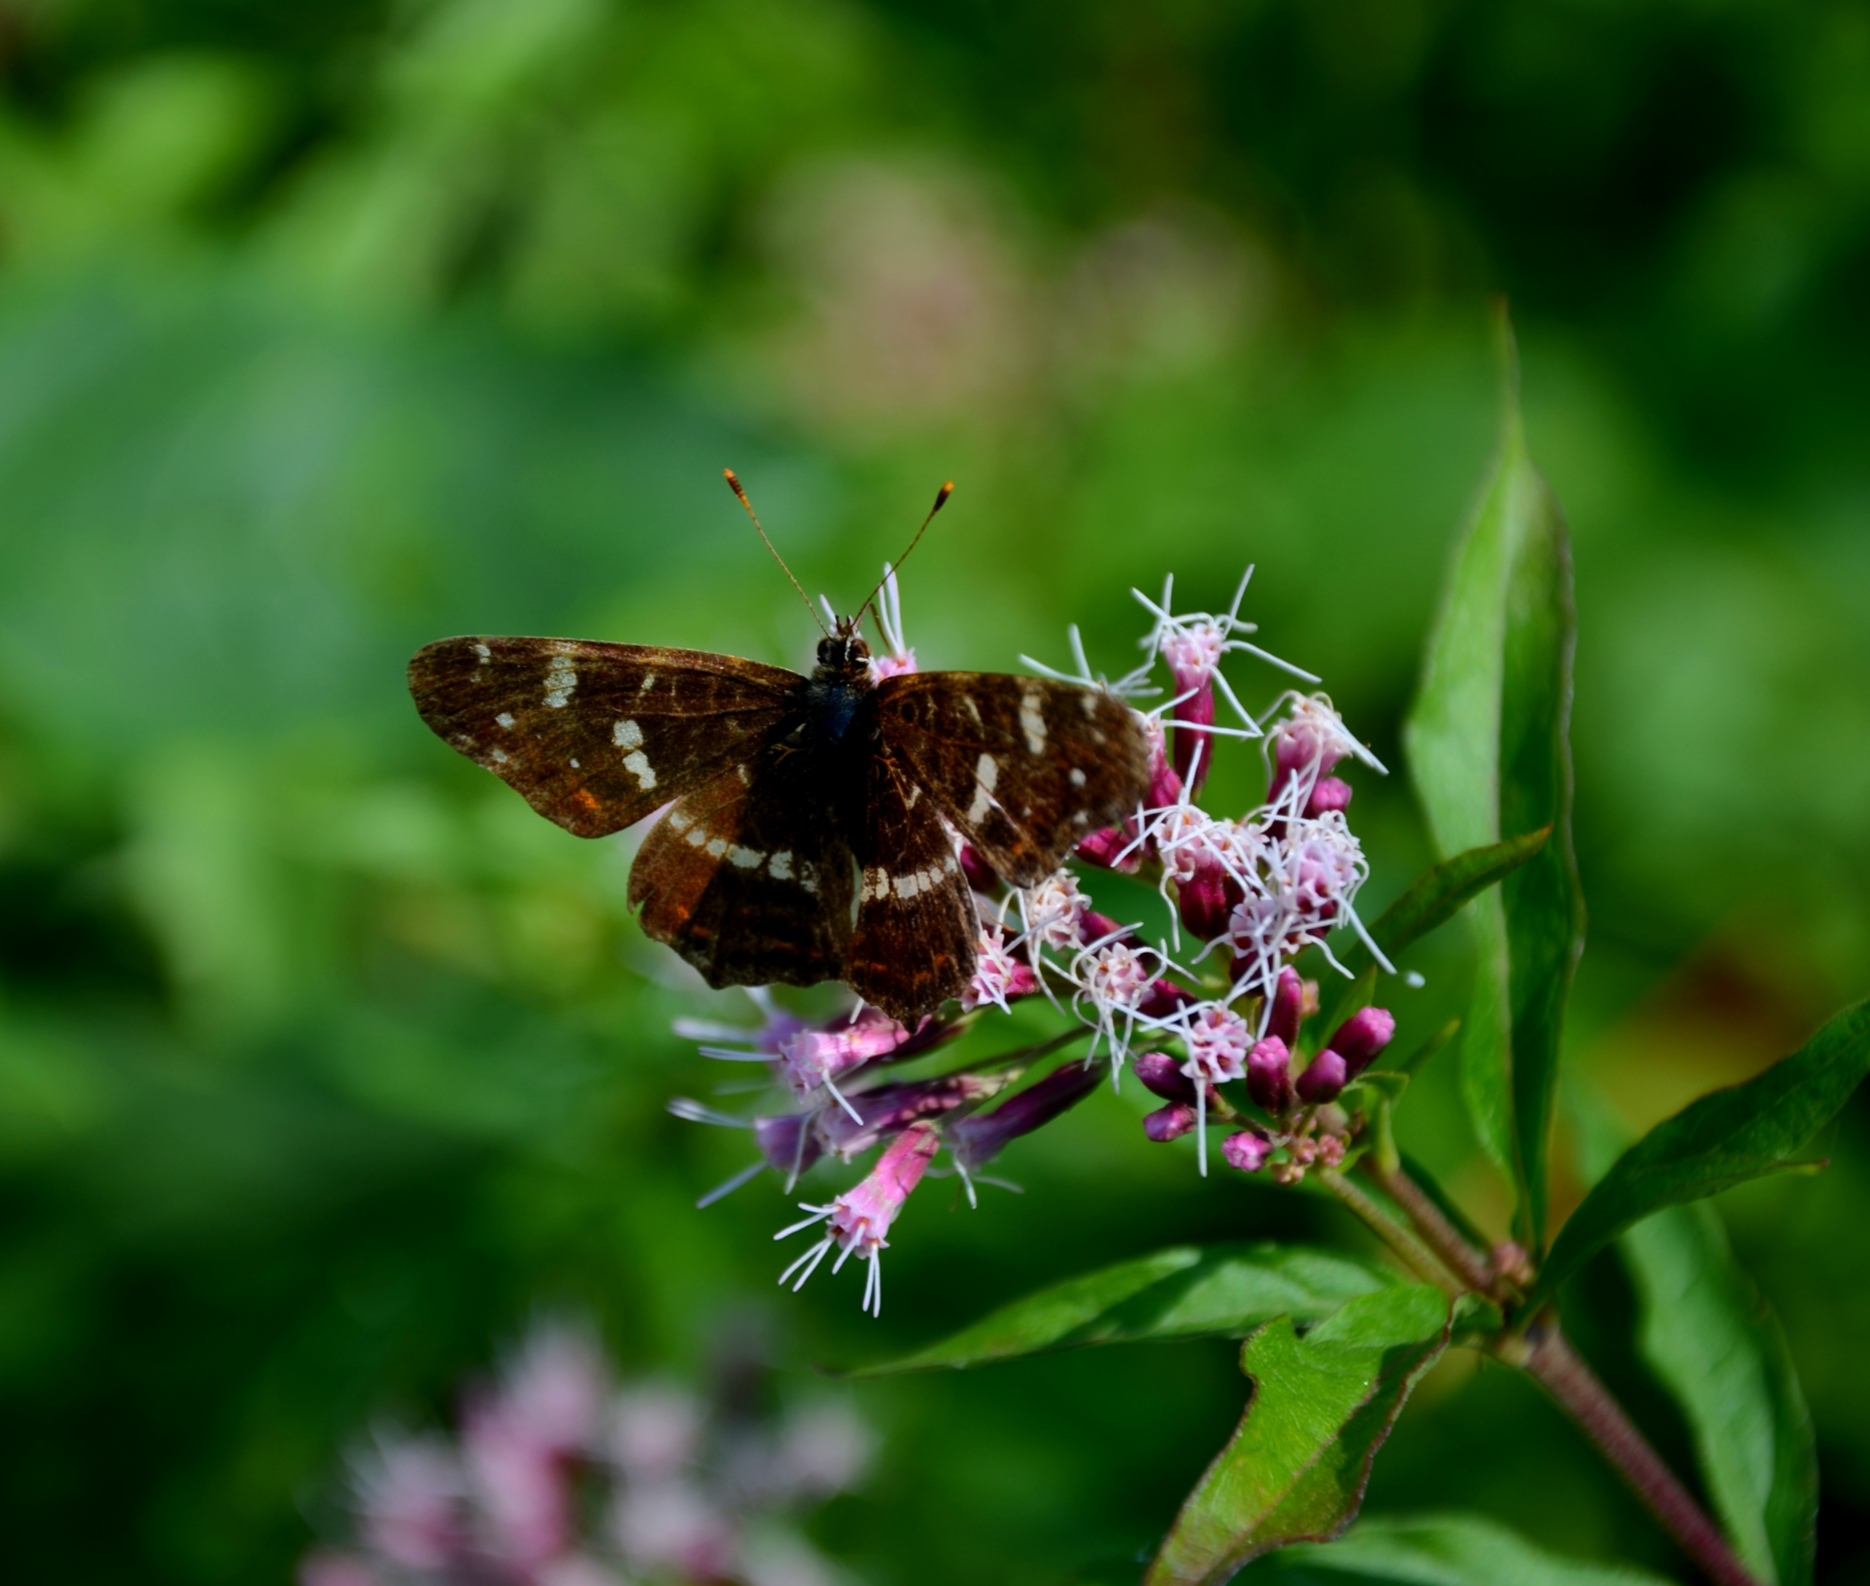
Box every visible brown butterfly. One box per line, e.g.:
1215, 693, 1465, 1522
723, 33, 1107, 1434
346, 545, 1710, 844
407, 475, 1148, 1021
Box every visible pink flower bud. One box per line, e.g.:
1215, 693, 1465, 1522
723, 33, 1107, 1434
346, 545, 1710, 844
1075, 825, 1138, 871
1175, 857, 1236, 940
1133, 1051, 1197, 1102
1295, 1047, 1347, 1105
1323, 1005, 1395, 1079
1315, 1134, 1346, 1167
1222, 1129, 1273, 1172
1143, 1102, 1198, 1142
1307, 776, 1353, 814
958, 844, 998, 891
1267, 968, 1304, 1048
1138, 978, 1196, 1020
1246, 1036, 1293, 1115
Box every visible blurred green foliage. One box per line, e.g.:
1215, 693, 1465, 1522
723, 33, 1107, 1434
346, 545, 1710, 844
2, 1, 1867, 1582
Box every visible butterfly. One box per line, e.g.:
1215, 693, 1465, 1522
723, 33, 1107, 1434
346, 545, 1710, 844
406, 475, 1149, 1021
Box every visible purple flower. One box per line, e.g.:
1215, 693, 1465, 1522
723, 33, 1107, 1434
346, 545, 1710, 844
947, 1061, 1103, 1173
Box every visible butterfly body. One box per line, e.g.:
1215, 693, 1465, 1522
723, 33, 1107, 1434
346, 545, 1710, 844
409, 621, 1147, 1020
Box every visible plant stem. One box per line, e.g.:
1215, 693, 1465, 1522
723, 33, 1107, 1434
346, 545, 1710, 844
1362, 1159, 1498, 1296
1523, 1318, 1764, 1586
1314, 1169, 1462, 1296
1344, 1161, 1760, 1586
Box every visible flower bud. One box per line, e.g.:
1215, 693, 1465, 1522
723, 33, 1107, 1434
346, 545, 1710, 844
1175, 858, 1235, 941
1267, 968, 1304, 1049
958, 844, 998, 892
816, 1075, 992, 1161
1295, 1047, 1347, 1105
1075, 825, 1138, 872
1138, 978, 1195, 1020
1323, 1006, 1395, 1080
1306, 776, 1353, 815
1245, 1036, 1293, 1115
1143, 1102, 1198, 1142
1133, 1051, 1196, 1103
1222, 1129, 1272, 1172
947, 1061, 1102, 1170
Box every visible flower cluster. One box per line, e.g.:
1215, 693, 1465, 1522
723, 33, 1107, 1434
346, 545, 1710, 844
300, 1319, 872, 1586
673, 570, 1400, 1311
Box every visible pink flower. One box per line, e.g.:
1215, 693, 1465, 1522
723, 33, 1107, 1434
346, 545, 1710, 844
1022, 869, 1089, 950
776, 1124, 941, 1315
1179, 1004, 1252, 1086
610, 1382, 703, 1483
779, 1007, 912, 1099
1223, 1129, 1273, 1172
353, 1434, 468, 1572
962, 926, 1039, 1012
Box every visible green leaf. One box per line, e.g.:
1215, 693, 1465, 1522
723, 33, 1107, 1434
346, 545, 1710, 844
1623, 1203, 1817, 1586
1147, 1286, 1450, 1586
1402, 312, 1584, 1252
1241, 1511, 1674, 1585
1314, 830, 1549, 1039
854, 1243, 1394, 1374
1534, 999, 1870, 1307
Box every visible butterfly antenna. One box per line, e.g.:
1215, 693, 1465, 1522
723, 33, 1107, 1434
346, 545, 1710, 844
725, 468, 827, 636
856, 481, 953, 632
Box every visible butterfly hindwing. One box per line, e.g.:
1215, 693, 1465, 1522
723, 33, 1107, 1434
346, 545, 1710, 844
876, 671, 1149, 885
408, 637, 801, 838
627, 750, 856, 993
847, 751, 977, 1020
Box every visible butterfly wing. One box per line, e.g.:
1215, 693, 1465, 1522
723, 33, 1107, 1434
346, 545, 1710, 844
408, 637, 802, 837
876, 672, 1149, 885
847, 751, 978, 1020
627, 751, 857, 994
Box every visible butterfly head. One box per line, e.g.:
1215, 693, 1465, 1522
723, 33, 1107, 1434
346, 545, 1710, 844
815, 621, 873, 682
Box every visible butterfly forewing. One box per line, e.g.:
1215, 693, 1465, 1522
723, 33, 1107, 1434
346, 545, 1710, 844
847, 752, 977, 1019
627, 750, 856, 993
408, 637, 801, 838
876, 672, 1149, 885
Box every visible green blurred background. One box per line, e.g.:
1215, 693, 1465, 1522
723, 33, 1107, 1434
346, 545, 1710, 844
2, 1, 1867, 1581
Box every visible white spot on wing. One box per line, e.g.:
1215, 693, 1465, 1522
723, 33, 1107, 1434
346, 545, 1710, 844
473, 643, 492, 661
769, 851, 794, 880
1069, 766, 1086, 786
544, 656, 577, 709
490, 748, 509, 763
1020, 689, 1047, 756
862, 867, 889, 901
496, 712, 515, 729
624, 751, 656, 790
640, 673, 657, 692
613, 719, 644, 750
962, 695, 982, 725
966, 752, 1000, 825
705, 836, 727, 858
729, 845, 763, 868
